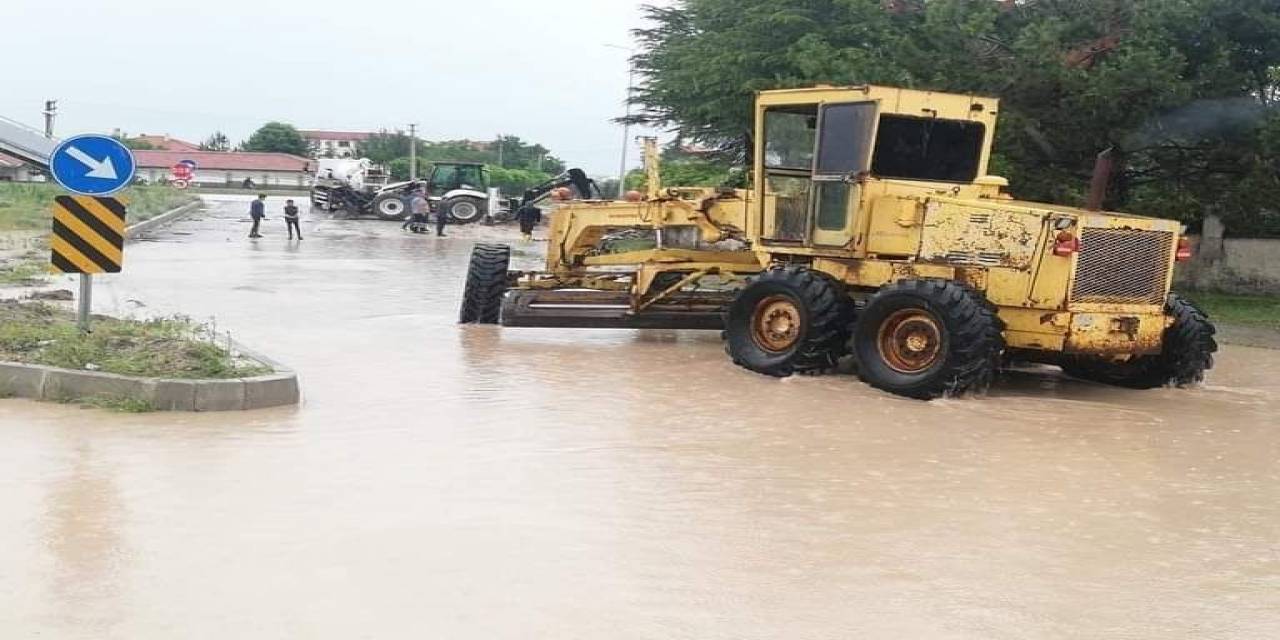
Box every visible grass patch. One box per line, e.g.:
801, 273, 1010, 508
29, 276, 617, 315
0, 256, 46, 286
0, 182, 197, 232
79, 394, 156, 413
0, 301, 271, 379
1183, 291, 1280, 330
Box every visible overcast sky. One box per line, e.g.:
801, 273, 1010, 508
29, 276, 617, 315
2, 0, 665, 176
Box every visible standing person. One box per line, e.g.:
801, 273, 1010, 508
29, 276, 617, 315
284, 199, 303, 240
408, 188, 430, 234
248, 194, 267, 238
434, 201, 448, 237
515, 200, 541, 242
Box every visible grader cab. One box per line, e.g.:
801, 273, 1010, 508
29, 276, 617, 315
459, 84, 1217, 400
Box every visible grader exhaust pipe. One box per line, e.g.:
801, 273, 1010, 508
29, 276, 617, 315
1086, 147, 1116, 211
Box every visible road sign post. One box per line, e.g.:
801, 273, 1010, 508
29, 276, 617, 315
48, 135, 136, 332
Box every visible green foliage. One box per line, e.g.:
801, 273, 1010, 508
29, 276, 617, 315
386, 157, 433, 181
624, 152, 734, 191
79, 394, 156, 413
200, 131, 231, 152
0, 182, 196, 232
242, 122, 308, 156
632, 0, 1280, 235
488, 165, 554, 194
118, 137, 156, 150
362, 132, 568, 188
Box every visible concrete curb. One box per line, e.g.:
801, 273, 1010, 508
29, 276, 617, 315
126, 200, 202, 241
0, 339, 300, 412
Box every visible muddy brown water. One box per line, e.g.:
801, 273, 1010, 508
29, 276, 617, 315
2, 195, 1277, 638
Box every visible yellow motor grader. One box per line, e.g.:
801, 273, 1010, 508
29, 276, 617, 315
459, 85, 1217, 400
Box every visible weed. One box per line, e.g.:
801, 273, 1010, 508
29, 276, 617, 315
79, 394, 155, 413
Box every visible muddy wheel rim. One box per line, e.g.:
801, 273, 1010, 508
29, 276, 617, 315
877, 308, 944, 374
751, 295, 803, 353
452, 201, 479, 221
380, 199, 404, 216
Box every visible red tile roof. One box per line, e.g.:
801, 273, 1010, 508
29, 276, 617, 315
129, 135, 201, 152
298, 130, 374, 142
0, 152, 25, 168
133, 150, 311, 172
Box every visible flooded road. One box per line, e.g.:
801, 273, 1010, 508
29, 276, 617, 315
2, 195, 1278, 638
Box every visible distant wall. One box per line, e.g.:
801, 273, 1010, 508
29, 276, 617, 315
1175, 216, 1280, 294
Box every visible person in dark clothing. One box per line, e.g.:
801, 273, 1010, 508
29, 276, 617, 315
284, 199, 302, 240
515, 202, 541, 242
434, 202, 448, 237
249, 194, 267, 238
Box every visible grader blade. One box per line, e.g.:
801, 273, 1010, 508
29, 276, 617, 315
500, 290, 729, 330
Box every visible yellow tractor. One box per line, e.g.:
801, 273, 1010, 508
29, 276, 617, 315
459, 85, 1217, 400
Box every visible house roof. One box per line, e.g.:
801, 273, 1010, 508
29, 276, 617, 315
298, 130, 374, 142
129, 135, 201, 152
133, 150, 311, 172
0, 152, 26, 168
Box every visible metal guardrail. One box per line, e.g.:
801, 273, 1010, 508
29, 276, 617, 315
0, 115, 55, 170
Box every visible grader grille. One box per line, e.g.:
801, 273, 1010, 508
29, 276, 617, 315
1071, 228, 1175, 305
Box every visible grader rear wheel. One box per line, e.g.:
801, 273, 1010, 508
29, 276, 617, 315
1062, 294, 1217, 389
724, 267, 853, 377
853, 279, 1005, 400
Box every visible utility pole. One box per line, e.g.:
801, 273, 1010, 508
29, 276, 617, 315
606, 45, 636, 199
496, 134, 504, 167
43, 99, 57, 139
408, 123, 418, 181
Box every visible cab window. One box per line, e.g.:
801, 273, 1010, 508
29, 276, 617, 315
871, 116, 985, 182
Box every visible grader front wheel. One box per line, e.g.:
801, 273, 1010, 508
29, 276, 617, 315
853, 279, 1005, 400
724, 267, 853, 377
458, 244, 511, 324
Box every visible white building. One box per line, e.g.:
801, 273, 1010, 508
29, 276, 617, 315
298, 130, 373, 159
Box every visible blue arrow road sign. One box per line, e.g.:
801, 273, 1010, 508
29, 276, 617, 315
49, 134, 137, 196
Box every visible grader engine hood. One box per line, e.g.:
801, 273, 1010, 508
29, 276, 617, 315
917, 200, 1045, 269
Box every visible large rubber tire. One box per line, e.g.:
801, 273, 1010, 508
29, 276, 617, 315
853, 279, 1005, 400
724, 267, 854, 377
372, 193, 408, 220
443, 197, 487, 224
459, 244, 511, 324
1061, 294, 1218, 389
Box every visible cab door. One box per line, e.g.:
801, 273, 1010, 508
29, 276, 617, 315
810, 101, 878, 248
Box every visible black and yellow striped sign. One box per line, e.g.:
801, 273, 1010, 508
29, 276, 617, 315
49, 195, 127, 274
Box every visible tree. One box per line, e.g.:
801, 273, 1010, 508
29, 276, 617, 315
630, 0, 1280, 234
200, 131, 231, 152
241, 122, 308, 156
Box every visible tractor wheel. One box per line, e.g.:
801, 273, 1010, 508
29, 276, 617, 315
853, 279, 1005, 400
1061, 294, 1217, 389
443, 196, 487, 224
372, 193, 408, 220
724, 267, 854, 377
459, 244, 511, 324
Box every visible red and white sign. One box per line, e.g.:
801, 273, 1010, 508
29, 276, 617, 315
170, 159, 197, 186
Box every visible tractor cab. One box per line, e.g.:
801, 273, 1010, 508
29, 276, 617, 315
425, 162, 488, 195
424, 161, 492, 224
